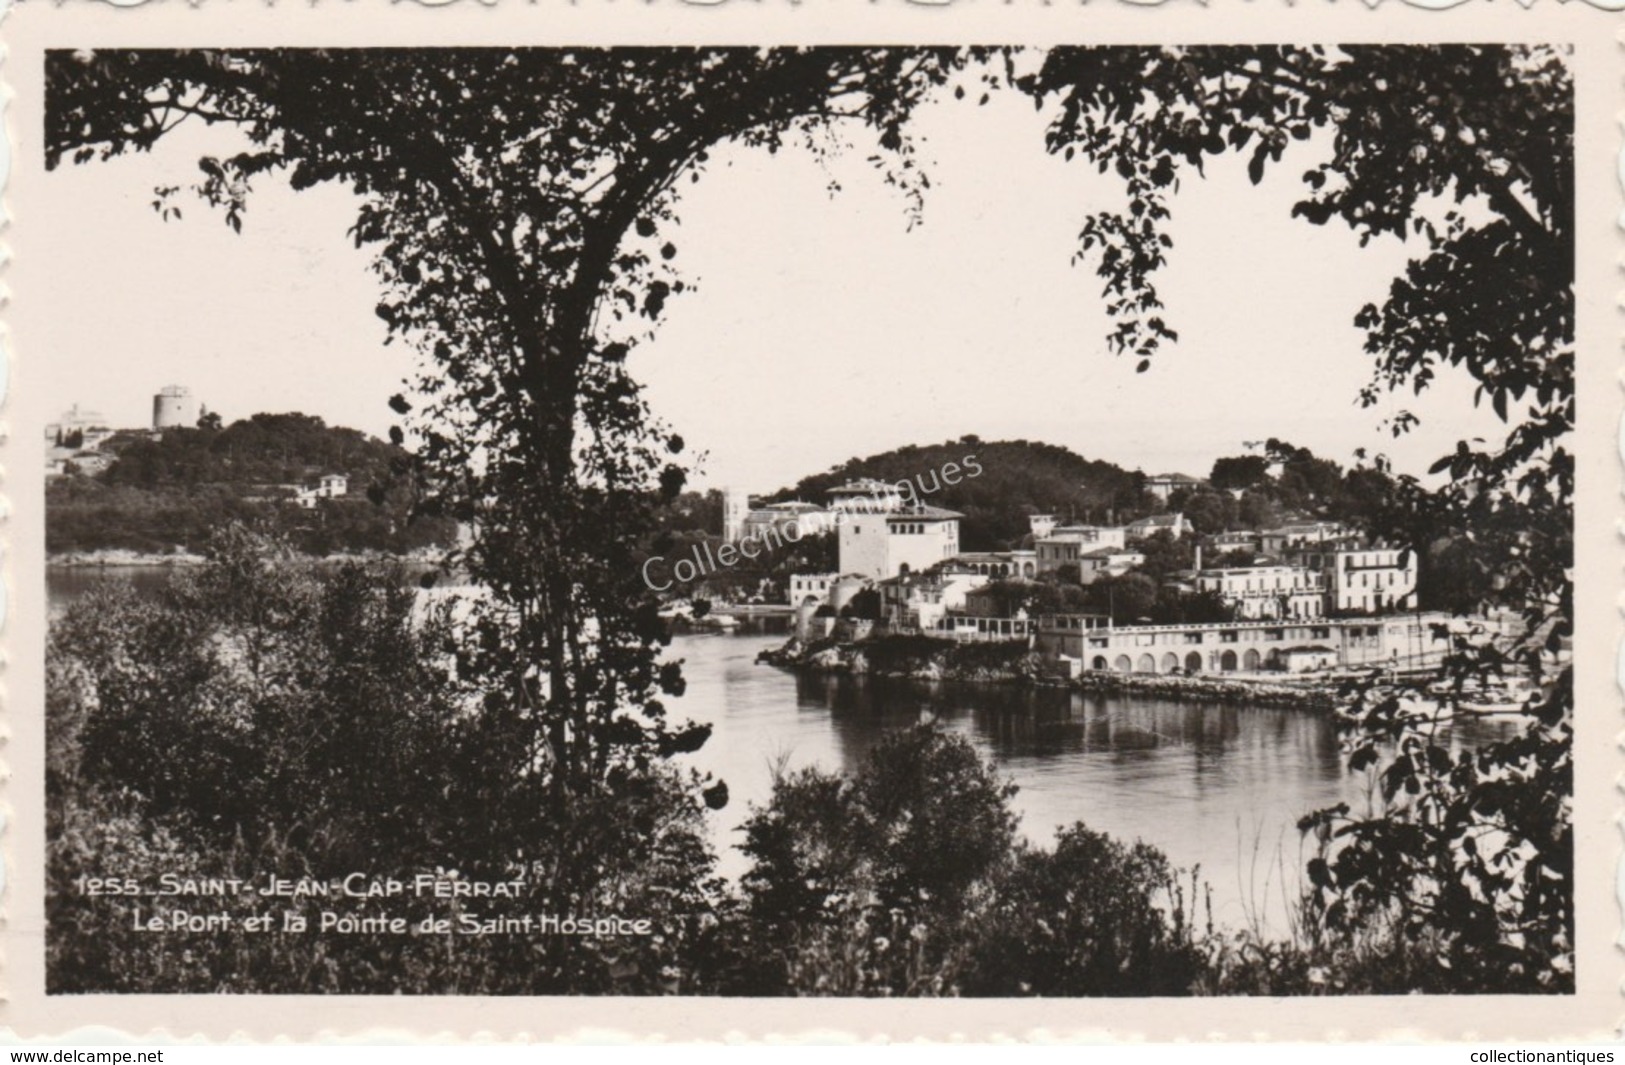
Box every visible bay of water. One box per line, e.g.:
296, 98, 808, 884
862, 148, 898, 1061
646, 627, 1516, 932
48, 569, 1519, 933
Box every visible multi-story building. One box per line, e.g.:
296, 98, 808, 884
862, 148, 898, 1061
875, 567, 984, 632
295, 473, 350, 510
1296, 544, 1419, 615
837, 504, 962, 581
1037, 612, 1453, 675
1035, 525, 1129, 574
1193, 564, 1326, 620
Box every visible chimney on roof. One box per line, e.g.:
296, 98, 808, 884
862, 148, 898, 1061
1195, 543, 1202, 572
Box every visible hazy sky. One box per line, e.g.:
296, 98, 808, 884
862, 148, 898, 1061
37, 62, 1505, 494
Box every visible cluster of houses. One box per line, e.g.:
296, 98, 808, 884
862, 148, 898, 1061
730, 476, 1440, 676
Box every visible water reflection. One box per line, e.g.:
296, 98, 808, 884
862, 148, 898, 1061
674, 631, 1518, 933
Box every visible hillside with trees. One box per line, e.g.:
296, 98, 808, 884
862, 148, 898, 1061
47, 413, 457, 557
770, 437, 1154, 550
765, 435, 1412, 552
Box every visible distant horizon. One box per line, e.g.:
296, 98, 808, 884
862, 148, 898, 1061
48, 397, 1368, 505
41, 66, 1508, 500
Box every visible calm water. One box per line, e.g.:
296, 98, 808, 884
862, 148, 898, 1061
48, 569, 1519, 933
48, 565, 177, 607
658, 629, 1515, 932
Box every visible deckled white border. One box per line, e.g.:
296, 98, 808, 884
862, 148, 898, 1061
0, 0, 1618, 1043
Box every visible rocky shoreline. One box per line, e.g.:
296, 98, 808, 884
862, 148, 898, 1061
47, 549, 207, 568
757, 636, 1337, 709
1071, 669, 1336, 709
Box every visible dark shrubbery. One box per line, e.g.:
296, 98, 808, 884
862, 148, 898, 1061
722, 726, 1207, 996
48, 528, 718, 994
963, 825, 1208, 996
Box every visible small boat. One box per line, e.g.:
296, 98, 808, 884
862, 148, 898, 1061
1392, 693, 1456, 725
1459, 683, 1540, 716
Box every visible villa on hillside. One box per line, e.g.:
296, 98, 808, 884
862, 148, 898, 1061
1126, 512, 1191, 541
1146, 472, 1202, 503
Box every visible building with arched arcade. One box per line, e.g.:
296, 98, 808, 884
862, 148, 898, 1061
1037, 613, 1453, 676
949, 551, 1037, 579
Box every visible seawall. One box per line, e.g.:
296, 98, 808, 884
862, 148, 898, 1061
757, 635, 1337, 709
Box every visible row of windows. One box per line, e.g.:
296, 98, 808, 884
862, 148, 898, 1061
939, 617, 1037, 634
1351, 570, 1406, 588
1341, 553, 1406, 568
1343, 593, 1416, 611
1087, 625, 1337, 649
1205, 576, 1321, 592
1207, 583, 1323, 596
851, 524, 957, 538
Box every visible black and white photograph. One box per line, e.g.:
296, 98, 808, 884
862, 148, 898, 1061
22, 31, 1587, 1012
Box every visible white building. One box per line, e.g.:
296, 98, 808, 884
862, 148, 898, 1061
722, 487, 750, 542
296, 473, 350, 510
1126, 513, 1190, 541
1034, 525, 1129, 575
1028, 513, 1060, 541
1039, 613, 1454, 675
1297, 545, 1419, 615
838, 504, 962, 581
1194, 564, 1326, 620
951, 550, 1038, 579
789, 572, 838, 608
876, 568, 985, 632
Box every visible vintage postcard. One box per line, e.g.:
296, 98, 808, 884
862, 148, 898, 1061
1, 0, 1619, 1042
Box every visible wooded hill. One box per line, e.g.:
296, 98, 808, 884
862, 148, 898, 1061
768, 436, 1154, 551
47, 413, 456, 557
